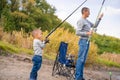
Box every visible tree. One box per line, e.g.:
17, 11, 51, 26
1, 0, 75, 33
9, 0, 19, 12
35, 0, 56, 14
0, 0, 7, 18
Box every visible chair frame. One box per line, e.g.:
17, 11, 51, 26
52, 42, 75, 80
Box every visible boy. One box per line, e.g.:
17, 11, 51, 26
30, 29, 49, 80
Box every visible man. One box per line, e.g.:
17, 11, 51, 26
75, 7, 103, 80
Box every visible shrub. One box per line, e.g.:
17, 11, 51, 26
86, 42, 98, 65
0, 27, 98, 64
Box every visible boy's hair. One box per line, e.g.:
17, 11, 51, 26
32, 29, 41, 38
81, 7, 89, 14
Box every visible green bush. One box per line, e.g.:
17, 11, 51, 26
92, 34, 120, 54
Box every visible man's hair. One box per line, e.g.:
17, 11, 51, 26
81, 7, 89, 14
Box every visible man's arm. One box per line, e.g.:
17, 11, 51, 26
93, 19, 101, 28
76, 20, 88, 36
93, 13, 104, 28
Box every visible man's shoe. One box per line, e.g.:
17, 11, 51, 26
82, 78, 85, 80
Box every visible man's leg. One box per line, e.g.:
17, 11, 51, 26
79, 42, 90, 79
75, 39, 89, 80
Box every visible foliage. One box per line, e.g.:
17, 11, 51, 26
96, 58, 120, 68
0, 27, 120, 67
100, 53, 120, 64
0, 0, 120, 67
0, 27, 99, 65
92, 34, 120, 54
1, 28, 33, 49
86, 42, 98, 64
43, 28, 79, 57
0, 0, 8, 18
0, 0, 74, 32
0, 41, 33, 54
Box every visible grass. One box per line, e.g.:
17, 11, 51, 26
43, 53, 56, 60
1, 40, 120, 68
96, 57, 120, 68
0, 27, 120, 68
0, 40, 56, 60
0, 41, 33, 55
0, 41, 19, 54
100, 53, 120, 64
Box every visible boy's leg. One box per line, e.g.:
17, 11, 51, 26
30, 55, 42, 80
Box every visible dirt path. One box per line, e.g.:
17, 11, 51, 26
0, 55, 120, 80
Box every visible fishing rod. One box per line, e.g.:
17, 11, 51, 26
87, 0, 106, 43
45, 0, 87, 39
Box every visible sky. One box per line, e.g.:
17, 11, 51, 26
46, 0, 120, 38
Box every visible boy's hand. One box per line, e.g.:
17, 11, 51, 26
44, 39, 49, 44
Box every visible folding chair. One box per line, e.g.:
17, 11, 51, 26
52, 42, 75, 80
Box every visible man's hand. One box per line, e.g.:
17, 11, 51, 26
86, 31, 93, 36
99, 13, 104, 19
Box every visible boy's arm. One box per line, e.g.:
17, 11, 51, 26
38, 40, 46, 48
38, 39, 49, 48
